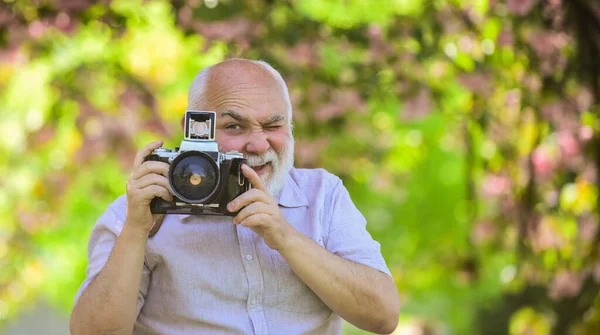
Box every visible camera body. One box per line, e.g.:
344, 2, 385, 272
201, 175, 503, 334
144, 110, 250, 216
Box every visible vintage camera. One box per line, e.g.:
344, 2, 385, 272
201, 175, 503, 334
144, 110, 250, 215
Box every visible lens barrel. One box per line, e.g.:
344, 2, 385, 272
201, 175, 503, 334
169, 151, 220, 203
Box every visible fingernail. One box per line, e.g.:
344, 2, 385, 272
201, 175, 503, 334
228, 202, 235, 211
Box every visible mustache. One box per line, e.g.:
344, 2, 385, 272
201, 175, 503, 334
218, 134, 294, 195
245, 149, 278, 166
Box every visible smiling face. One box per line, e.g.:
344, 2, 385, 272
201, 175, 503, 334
188, 60, 295, 195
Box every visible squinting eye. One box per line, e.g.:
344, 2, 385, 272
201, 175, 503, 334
226, 124, 240, 130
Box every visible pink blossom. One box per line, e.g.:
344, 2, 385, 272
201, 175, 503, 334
0, 46, 26, 65
541, 102, 562, 121
308, 83, 328, 104
481, 174, 511, 197
471, 221, 497, 244
507, 0, 538, 16
287, 41, 319, 68
294, 138, 328, 168
373, 174, 392, 192
117, 147, 137, 171
47, 173, 70, 199
578, 215, 598, 242
401, 88, 432, 121
436, 9, 464, 35
541, 102, 578, 131
557, 131, 580, 159
54, 13, 77, 34
7, 25, 29, 48
314, 89, 366, 121
178, 6, 193, 27
549, 271, 581, 300
575, 87, 594, 112
543, 190, 559, 207
497, 29, 514, 47
0, 8, 17, 27
54, 0, 93, 12
367, 24, 394, 62
505, 89, 521, 107
578, 126, 594, 142
30, 125, 56, 148
55, 12, 71, 29
192, 18, 259, 43
332, 90, 365, 111
458, 72, 494, 97
367, 24, 383, 40
530, 217, 564, 252
523, 75, 542, 92
528, 31, 569, 59
28, 21, 46, 39
314, 104, 343, 121
501, 197, 518, 220
532, 146, 556, 178
581, 165, 597, 184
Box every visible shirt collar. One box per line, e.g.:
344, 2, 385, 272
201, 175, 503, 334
177, 171, 308, 221
274, 171, 309, 208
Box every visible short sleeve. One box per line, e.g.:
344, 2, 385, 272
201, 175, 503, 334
324, 178, 392, 277
73, 198, 150, 317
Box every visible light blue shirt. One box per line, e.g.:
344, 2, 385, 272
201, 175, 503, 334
75, 168, 392, 334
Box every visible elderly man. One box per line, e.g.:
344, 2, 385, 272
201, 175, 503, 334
70, 59, 399, 335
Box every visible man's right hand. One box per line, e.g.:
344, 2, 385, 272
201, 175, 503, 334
70, 140, 169, 335
125, 140, 173, 232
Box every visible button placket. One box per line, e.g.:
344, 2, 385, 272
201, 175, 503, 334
236, 225, 268, 335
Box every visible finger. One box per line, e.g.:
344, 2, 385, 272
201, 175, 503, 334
139, 184, 173, 202
227, 188, 269, 212
233, 202, 270, 224
241, 164, 268, 192
240, 213, 270, 228
131, 161, 170, 180
132, 173, 172, 194
133, 140, 164, 170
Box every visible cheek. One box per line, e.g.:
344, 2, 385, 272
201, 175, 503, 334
268, 131, 290, 153
216, 134, 245, 152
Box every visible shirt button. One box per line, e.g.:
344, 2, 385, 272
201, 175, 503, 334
245, 254, 253, 261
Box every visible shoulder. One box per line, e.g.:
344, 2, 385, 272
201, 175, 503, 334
108, 194, 128, 214
94, 194, 128, 234
108, 194, 127, 213
283, 168, 343, 208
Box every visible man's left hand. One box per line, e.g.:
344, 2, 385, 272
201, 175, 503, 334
227, 164, 294, 251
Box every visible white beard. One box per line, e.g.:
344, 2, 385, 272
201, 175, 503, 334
243, 135, 295, 196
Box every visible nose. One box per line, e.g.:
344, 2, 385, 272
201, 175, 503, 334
244, 131, 270, 154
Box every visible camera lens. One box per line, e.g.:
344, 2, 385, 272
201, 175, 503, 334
169, 151, 220, 203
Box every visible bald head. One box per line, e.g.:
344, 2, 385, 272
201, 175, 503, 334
185, 59, 295, 195
187, 59, 293, 126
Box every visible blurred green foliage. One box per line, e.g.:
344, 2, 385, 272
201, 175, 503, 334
1, 0, 600, 334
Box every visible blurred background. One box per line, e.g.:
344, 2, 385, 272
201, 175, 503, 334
1, 0, 600, 334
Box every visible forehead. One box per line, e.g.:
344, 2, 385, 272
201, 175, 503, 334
202, 62, 288, 121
